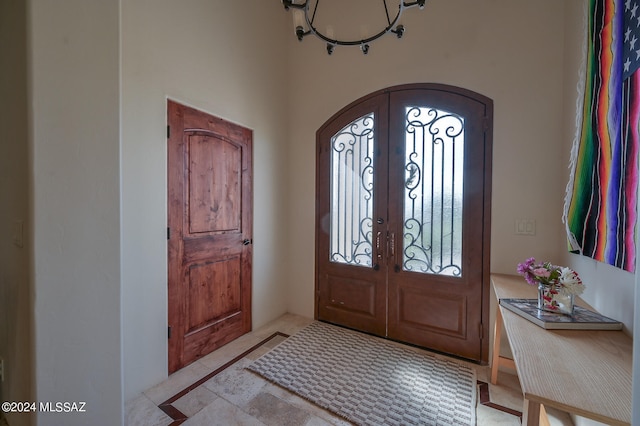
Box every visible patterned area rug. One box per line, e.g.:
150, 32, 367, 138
247, 322, 476, 425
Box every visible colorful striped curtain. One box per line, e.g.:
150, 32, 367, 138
564, 0, 640, 272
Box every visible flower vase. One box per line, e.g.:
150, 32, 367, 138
537, 283, 574, 316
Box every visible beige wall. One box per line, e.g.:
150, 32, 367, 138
29, 0, 122, 424
121, 0, 291, 400
0, 1, 31, 426
284, 0, 569, 317
8, 1, 638, 423
284, 7, 638, 421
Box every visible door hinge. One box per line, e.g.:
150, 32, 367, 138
479, 323, 484, 340
167, 125, 170, 138
167, 227, 170, 240
168, 326, 172, 339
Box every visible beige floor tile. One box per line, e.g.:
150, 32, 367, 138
545, 406, 574, 426
203, 358, 267, 409
476, 403, 520, 426
182, 397, 266, 426
302, 415, 341, 426
244, 391, 313, 426
127, 313, 575, 426
304, 415, 352, 426
474, 365, 491, 383
263, 381, 353, 426
143, 360, 213, 405
244, 344, 275, 361
197, 342, 251, 371
125, 394, 173, 426
484, 372, 523, 412
196, 330, 278, 371
172, 385, 219, 418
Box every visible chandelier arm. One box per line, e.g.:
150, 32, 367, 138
383, 0, 392, 26
311, 3, 404, 46
313, 24, 395, 46
283, 0, 426, 51
310, 0, 319, 27
403, 0, 426, 9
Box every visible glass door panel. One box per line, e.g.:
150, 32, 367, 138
330, 114, 375, 268
402, 107, 464, 277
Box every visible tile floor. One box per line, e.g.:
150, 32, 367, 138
126, 314, 573, 426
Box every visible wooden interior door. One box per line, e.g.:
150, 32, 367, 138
167, 100, 252, 373
316, 84, 492, 362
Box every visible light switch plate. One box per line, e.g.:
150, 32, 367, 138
515, 219, 536, 236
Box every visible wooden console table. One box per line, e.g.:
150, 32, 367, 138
490, 273, 632, 426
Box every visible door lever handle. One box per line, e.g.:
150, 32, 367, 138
375, 231, 383, 260
389, 232, 395, 257
242, 239, 252, 246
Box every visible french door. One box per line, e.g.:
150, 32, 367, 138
316, 84, 492, 362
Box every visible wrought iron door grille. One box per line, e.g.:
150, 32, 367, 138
329, 113, 375, 267
403, 107, 464, 276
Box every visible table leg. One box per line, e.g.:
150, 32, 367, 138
522, 399, 541, 426
490, 307, 503, 385
540, 405, 551, 426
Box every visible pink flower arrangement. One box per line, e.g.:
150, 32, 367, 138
516, 257, 585, 296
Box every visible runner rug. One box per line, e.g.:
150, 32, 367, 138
247, 321, 476, 425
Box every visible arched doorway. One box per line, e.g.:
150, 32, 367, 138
315, 83, 493, 362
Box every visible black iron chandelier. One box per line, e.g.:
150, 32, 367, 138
282, 0, 427, 55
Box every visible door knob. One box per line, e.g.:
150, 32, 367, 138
242, 239, 252, 246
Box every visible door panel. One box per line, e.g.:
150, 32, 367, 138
168, 100, 252, 373
316, 84, 492, 362
316, 94, 388, 337
325, 274, 377, 316
188, 135, 241, 233
187, 258, 241, 332
396, 287, 466, 337
387, 88, 487, 360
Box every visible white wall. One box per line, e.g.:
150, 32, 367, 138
29, 0, 122, 424
284, 0, 568, 318
121, 0, 291, 400
0, 1, 32, 426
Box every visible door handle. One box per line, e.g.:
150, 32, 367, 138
390, 231, 400, 272
242, 239, 252, 246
